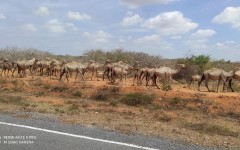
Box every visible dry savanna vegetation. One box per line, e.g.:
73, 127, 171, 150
0, 47, 240, 149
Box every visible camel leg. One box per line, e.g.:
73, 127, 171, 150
1, 69, 4, 77
205, 79, 210, 92
66, 71, 69, 82
228, 79, 234, 92
81, 72, 85, 83
59, 69, 65, 81
189, 79, 193, 89
216, 79, 221, 93
12, 68, 16, 77
154, 75, 160, 89
91, 70, 94, 81
75, 71, 78, 82
145, 74, 149, 87
198, 75, 204, 91
132, 74, 138, 86
95, 70, 99, 81
169, 76, 178, 84
102, 71, 106, 81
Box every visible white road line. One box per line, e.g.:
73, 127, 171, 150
0, 121, 159, 150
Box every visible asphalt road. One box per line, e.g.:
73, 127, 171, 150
0, 112, 216, 150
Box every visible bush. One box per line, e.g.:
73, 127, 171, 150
161, 83, 172, 91
91, 86, 120, 101
51, 85, 69, 92
71, 90, 82, 97
120, 92, 155, 106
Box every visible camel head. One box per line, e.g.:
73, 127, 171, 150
90, 60, 95, 63
177, 64, 186, 68
3, 58, 8, 62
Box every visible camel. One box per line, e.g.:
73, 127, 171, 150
198, 68, 232, 92
0, 58, 12, 77
49, 59, 66, 79
36, 58, 54, 76
102, 60, 112, 81
226, 68, 240, 92
111, 61, 134, 82
188, 74, 201, 89
111, 61, 133, 84
13, 58, 39, 78
136, 66, 157, 86
102, 60, 129, 81
148, 64, 185, 89
86, 60, 102, 81
60, 61, 87, 82
1, 61, 15, 77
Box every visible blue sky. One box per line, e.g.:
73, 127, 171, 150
0, 0, 240, 61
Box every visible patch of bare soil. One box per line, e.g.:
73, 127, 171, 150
0, 73, 239, 149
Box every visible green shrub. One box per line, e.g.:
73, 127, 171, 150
120, 92, 155, 106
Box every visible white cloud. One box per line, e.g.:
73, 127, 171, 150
35, 6, 50, 16
65, 23, 78, 31
22, 24, 37, 32
46, 19, 78, 33
216, 40, 236, 48
67, 11, 91, 21
142, 11, 198, 35
83, 30, 112, 43
121, 14, 143, 26
135, 34, 161, 43
120, 0, 176, 8
216, 42, 225, 48
192, 29, 216, 38
171, 35, 182, 39
0, 13, 6, 20
212, 7, 240, 29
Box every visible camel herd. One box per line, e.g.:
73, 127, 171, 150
0, 57, 240, 93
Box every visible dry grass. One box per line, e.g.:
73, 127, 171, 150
182, 121, 239, 137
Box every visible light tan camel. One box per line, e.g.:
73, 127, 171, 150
147, 64, 185, 89
14, 58, 39, 78
102, 60, 112, 81
36, 58, 54, 76
111, 61, 133, 84
188, 74, 201, 89
227, 68, 240, 92
198, 68, 232, 92
86, 60, 102, 81
60, 61, 87, 82
102, 60, 129, 81
138, 66, 157, 86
